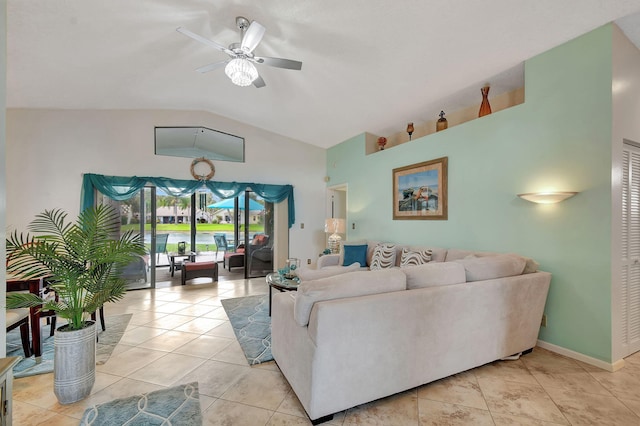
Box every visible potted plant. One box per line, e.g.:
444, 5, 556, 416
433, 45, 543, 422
5, 205, 145, 404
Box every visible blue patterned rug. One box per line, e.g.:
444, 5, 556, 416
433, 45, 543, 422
80, 382, 202, 425
221, 294, 273, 365
6, 314, 131, 378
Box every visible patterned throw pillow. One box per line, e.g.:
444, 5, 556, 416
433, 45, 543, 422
400, 248, 433, 268
370, 244, 397, 270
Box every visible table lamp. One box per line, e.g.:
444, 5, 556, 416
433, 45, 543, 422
325, 218, 346, 254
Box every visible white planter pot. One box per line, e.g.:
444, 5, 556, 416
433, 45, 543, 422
54, 321, 96, 404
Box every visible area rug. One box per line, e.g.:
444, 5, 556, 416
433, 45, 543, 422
6, 313, 132, 378
80, 381, 202, 426
221, 294, 273, 365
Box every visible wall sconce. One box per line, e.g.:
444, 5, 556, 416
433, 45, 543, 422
517, 192, 578, 204
325, 218, 346, 254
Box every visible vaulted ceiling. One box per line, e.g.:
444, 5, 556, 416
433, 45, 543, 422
7, 1, 640, 148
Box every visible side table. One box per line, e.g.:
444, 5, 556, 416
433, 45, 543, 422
168, 252, 196, 277
266, 273, 300, 316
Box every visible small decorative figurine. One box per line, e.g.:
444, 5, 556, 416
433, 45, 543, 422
436, 111, 448, 132
377, 137, 387, 150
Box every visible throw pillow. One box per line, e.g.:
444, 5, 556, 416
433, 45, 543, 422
370, 243, 397, 270
399, 247, 433, 268
342, 244, 368, 266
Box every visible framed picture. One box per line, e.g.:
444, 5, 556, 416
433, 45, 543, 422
393, 157, 448, 220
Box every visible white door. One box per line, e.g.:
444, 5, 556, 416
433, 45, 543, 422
621, 143, 640, 356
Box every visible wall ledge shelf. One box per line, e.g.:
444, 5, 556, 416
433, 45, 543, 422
366, 86, 525, 155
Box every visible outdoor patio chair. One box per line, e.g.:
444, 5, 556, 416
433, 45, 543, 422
214, 234, 235, 259
155, 233, 169, 264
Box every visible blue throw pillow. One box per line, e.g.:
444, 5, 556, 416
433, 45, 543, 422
342, 244, 368, 267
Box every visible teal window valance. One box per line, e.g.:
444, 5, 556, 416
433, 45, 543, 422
81, 173, 295, 228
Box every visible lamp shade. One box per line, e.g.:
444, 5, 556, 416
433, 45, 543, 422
517, 192, 578, 204
324, 218, 346, 234
224, 58, 258, 87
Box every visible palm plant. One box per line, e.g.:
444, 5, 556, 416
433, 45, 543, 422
6, 205, 146, 330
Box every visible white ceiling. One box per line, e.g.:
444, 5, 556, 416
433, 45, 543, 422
7, 1, 640, 149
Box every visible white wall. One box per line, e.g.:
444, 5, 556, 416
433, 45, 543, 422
6, 108, 328, 267
611, 24, 640, 362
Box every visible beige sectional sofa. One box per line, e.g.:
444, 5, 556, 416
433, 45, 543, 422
271, 244, 551, 424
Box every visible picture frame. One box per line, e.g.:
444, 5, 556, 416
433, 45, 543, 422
393, 157, 448, 220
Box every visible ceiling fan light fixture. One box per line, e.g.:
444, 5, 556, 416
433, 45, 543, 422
224, 58, 258, 87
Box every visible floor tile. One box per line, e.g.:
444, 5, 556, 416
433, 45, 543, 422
531, 370, 613, 396
118, 325, 168, 345
206, 321, 237, 338
521, 348, 586, 374
588, 368, 640, 401
172, 334, 234, 358
417, 399, 494, 426
201, 399, 272, 426
267, 412, 312, 425
417, 370, 487, 410
211, 340, 250, 365
474, 359, 538, 385
127, 352, 206, 386
491, 412, 569, 425
221, 368, 291, 411
175, 317, 226, 334
137, 329, 200, 352
344, 390, 418, 425
177, 360, 250, 398
95, 346, 167, 377
478, 377, 568, 424
143, 313, 196, 329
546, 386, 639, 425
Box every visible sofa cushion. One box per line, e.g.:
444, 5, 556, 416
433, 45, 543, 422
402, 262, 467, 289
297, 262, 361, 282
399, 247, 433, 268
370, 243, 397, 270
445, 249, 539, 274
294, 269, 406, 326
455, 254, 526, 282
342, 244, 368, 266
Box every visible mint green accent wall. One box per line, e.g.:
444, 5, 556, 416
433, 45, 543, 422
327, 25, 614, 362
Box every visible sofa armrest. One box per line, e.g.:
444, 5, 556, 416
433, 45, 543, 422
317, 254, 340, 269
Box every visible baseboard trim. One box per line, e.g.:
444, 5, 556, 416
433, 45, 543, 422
536, 340, 625, 372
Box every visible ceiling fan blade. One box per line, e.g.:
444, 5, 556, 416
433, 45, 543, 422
241, 21, 266, 53
253, 75, 266, 88
195, 60, 228, 73
253, 76, 267, 89
254, 56, 302, 71
176, 27, 234, 56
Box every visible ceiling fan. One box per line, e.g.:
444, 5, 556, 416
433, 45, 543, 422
177, 16, 303, 88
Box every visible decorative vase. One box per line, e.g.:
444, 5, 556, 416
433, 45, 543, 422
436, 111, 448, 132
54, 321, 96, 404
479, 85, 491, 117
285, 258, 300, 278
377, 137, 387, 151
406, 123, 414, 141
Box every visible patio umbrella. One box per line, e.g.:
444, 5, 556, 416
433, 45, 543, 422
207, 194, 265, 211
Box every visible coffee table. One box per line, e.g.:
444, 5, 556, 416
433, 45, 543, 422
266, 272, 300, 316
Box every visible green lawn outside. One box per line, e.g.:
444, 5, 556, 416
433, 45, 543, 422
121, 223, 265, 254
121, 223, 264, 233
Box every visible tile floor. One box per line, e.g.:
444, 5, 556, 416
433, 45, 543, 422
10, 275, 640, 425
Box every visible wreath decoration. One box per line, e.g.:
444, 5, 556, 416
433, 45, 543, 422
190, 157, 215, 181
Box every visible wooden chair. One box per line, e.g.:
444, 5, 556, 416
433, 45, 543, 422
6, 309, 31, 358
